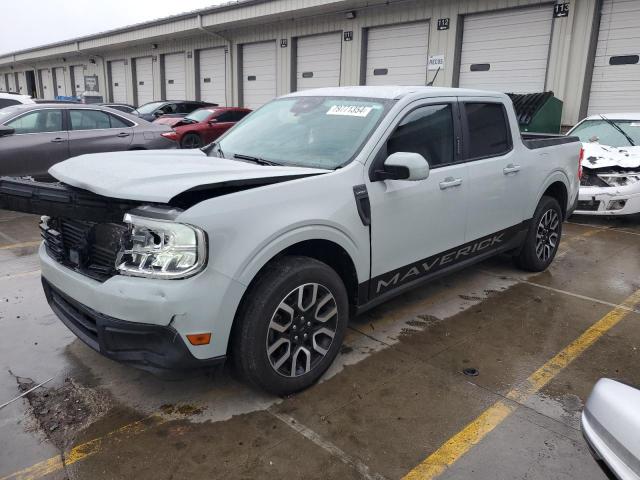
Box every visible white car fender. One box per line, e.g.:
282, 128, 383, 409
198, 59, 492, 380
234, 222, 367, 288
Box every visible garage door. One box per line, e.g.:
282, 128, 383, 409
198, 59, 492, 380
587, 0, 640, 114
295, 32, 342, 91
109, 60, 127, 103
53, 67, 71, 97
164, 53, 186, 100
17, 72, 27, 94
365, 22, 429, 86
0, 74, 6, 92
199, 48, 226, 104
242, 41, 276, 109
70, 65, 85, 96
459, 5, 553, 93
39, 69, 53, 99
6, 73, 16, 92
134, 57, 155, 106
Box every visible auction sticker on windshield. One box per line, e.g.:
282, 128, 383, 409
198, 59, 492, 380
326, 105, 373, 117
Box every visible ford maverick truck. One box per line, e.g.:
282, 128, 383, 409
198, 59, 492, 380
0, 86, 581, 394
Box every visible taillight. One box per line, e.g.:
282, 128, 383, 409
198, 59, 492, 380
578, 146, 584, 180
161, 131, 178, 141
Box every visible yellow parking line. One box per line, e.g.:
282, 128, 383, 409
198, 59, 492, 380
0, 415, 167, 480
0, 241, 41, 250
403, 288, 640, 480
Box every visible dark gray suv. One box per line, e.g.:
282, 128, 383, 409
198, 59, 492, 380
0, 104, 177, 179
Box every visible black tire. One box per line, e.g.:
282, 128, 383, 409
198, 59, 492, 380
181, 133, 202, 149
514, 196, 563, 272
231, 256, 349, 395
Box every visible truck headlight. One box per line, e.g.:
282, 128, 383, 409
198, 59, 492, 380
117, 214, 207, 279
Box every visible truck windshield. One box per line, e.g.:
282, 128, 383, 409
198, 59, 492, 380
211, 97, 389, 169
570, 119, 640, 147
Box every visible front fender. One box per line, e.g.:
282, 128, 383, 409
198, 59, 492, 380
234, 223, 367, 287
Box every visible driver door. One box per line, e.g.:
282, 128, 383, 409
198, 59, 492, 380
365, 99, 468, 299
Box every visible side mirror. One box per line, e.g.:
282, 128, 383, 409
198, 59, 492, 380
0, 125, 15, 137
208, 118, 218, 124
375, 152, 430, 181
153, 111, 163, 117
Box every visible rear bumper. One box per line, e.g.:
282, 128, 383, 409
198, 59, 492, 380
43, 277, 225, 374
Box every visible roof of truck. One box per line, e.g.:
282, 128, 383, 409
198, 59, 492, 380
285, 86, 508, 100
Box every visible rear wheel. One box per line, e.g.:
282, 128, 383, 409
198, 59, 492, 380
232, 256, 348, 395
181, 133, 202, 149
514, 196, 563, 271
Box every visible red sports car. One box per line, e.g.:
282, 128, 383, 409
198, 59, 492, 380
159, 107, 252, 148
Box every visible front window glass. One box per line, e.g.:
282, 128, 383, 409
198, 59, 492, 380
185, 109, 215, 123
570, 119, 640, 147
213, 97, 388, 169
387, 104, 454, 167
136, 101, 165, 114
6, 109, 62, 134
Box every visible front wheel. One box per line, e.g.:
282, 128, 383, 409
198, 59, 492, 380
514, 196, 563, 272
180, 133, 202, 149
231, 256, 349, 395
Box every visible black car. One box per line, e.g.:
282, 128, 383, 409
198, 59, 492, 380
135, 100, 218, 122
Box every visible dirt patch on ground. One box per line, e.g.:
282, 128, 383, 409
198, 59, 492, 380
13, 374, 110, 449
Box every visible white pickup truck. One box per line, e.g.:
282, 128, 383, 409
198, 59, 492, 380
0, 86, 581, 394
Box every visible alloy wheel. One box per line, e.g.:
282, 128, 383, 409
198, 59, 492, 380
266, 283, 338, 377
535, 209, 560, 262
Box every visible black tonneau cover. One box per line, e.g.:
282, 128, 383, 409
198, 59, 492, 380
522, 133, 580, 150
0, 178, 145, 222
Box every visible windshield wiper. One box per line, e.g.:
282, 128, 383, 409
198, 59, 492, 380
232, 154, 281, 166
600, 115, 636, 146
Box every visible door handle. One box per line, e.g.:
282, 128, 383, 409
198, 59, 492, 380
503, 163, 521, 174
439, 177, 463, 190
50, 137, 65, 143
116, 132, 130, 138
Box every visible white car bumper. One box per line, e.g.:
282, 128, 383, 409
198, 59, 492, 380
575, 184, 640, 216
39, 243, 246, 368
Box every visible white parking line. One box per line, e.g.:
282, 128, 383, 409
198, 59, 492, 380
567, 221, 640, 237
269, 410, 387, 480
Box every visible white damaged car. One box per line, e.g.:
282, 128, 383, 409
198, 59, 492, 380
568, 113, 640, 216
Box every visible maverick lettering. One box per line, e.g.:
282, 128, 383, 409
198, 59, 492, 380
376, 233, 505, 294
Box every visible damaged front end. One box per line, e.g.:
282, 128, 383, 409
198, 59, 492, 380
577, 166, 640, 215
0, 177, 190, 282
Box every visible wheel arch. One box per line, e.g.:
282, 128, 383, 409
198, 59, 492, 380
234, 227, 366, 314
533, 172, 569, 220
228, 233, 363, 359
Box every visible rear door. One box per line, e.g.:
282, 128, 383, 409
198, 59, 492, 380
68, 109, 133, 157
461, 99, 528, 242
1, 108, 68, 177
367, 99, 468, 299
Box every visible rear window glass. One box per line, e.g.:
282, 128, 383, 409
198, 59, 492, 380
464, 103, 511, 158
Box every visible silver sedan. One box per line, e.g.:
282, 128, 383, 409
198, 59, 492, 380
0, 103, 177, 180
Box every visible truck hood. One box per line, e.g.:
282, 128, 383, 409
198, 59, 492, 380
582, 143, 640, 170
49, 150, 328, 204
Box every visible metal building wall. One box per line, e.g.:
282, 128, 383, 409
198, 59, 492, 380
0, 0, 600, 125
